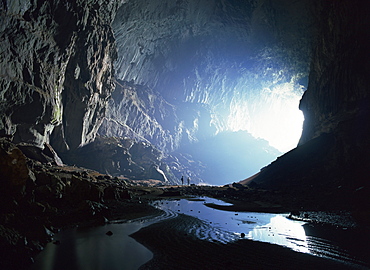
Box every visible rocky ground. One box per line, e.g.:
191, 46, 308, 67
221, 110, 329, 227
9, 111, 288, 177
1, 137, 369, 269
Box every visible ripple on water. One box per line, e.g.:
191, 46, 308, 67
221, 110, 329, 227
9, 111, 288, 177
152, 197, 370, 268
31, 197, 370, 269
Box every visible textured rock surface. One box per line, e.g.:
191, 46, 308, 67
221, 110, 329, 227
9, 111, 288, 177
249, 0, 370, 208
1, 0, 368, 194
112, 0, 312, 150
64, 131, 280, 185
0, 138, 132, 270
62, 136, 178, 184
0, 139, 34, 202
1, 0, 313, 183
98, 80, 217, 153
0, 0, 119, 152
299, 0, 370, 144
113, 0, 311, 98
0, 1, 369, 268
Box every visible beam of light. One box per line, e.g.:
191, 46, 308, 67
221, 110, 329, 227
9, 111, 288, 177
227, 82, 304, 153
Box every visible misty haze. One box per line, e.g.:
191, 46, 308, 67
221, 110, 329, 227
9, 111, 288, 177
0, 0, 369, 269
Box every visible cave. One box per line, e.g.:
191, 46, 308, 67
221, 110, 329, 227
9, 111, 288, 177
0, 0, 369, 269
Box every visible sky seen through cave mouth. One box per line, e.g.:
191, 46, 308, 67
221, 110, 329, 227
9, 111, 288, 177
227, 81, 304, 153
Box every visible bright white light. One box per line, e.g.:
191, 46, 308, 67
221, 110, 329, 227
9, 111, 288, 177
227, 82, 304, 153
247, 215, 309, 253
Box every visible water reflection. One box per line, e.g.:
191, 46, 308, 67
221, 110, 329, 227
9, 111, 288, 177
31, 223, 152, 270
152, 197, 368, 268
32, 196, 368, 269
152, 197, 308, 252
247, 215, 309, 253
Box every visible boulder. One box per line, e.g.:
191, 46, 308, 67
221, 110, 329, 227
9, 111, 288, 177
0, 139, 35, 206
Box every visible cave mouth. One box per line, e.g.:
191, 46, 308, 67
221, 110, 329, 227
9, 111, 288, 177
222, 80, 305, 153
111, 0, 310, 154
103, 0, 312, 184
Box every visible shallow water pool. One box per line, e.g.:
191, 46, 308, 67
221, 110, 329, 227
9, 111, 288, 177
31, 222, 152, 270
31, 196, 369, 269
152, 197, 309, 251
152, 197, 369, 268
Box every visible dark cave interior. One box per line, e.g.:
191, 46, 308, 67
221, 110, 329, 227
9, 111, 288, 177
0, 0, 369, 269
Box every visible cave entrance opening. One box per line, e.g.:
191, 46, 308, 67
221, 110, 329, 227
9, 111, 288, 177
226, 81, 305, 153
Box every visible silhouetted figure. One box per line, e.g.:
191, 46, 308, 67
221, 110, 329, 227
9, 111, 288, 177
181, 176, 184, 185
187, 177, 190, 185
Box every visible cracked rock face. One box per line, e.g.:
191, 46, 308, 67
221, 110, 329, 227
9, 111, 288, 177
1, 0, 368, 190
113, 0, 311, 95
250, 0, 370, 203
299, 0, 370, 145
0, 0, 312, 184
112, 0, 312, 145
0, 0, 119, 152
61, 136, 179, 184
98, 80, 217, 153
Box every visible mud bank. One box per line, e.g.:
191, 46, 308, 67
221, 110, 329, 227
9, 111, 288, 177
132, 214, 358, 270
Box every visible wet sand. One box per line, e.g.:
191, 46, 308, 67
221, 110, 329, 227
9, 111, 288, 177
132, 214, 355, 270
24, 183, 368, 270
122, 186, 370, 269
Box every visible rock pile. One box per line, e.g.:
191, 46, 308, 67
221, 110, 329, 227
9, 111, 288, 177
0, 138, 131, 269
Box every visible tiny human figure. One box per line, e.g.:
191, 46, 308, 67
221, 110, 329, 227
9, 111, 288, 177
187, 177, 190, 186
181, 176, 184, 185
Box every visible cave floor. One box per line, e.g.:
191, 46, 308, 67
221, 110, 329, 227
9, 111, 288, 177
108, 185, 369, 270
2, 156, 369, 270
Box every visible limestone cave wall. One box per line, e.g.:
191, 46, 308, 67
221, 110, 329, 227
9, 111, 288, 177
250, 0, 370, 208
98, 79, 218, 153
0, 0, 119, 152
299, 0, 370, 144
111, 0, 312, 145
1, 0, 368, 189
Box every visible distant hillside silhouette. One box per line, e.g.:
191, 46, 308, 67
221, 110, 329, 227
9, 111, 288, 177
177, 131, 281, 185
